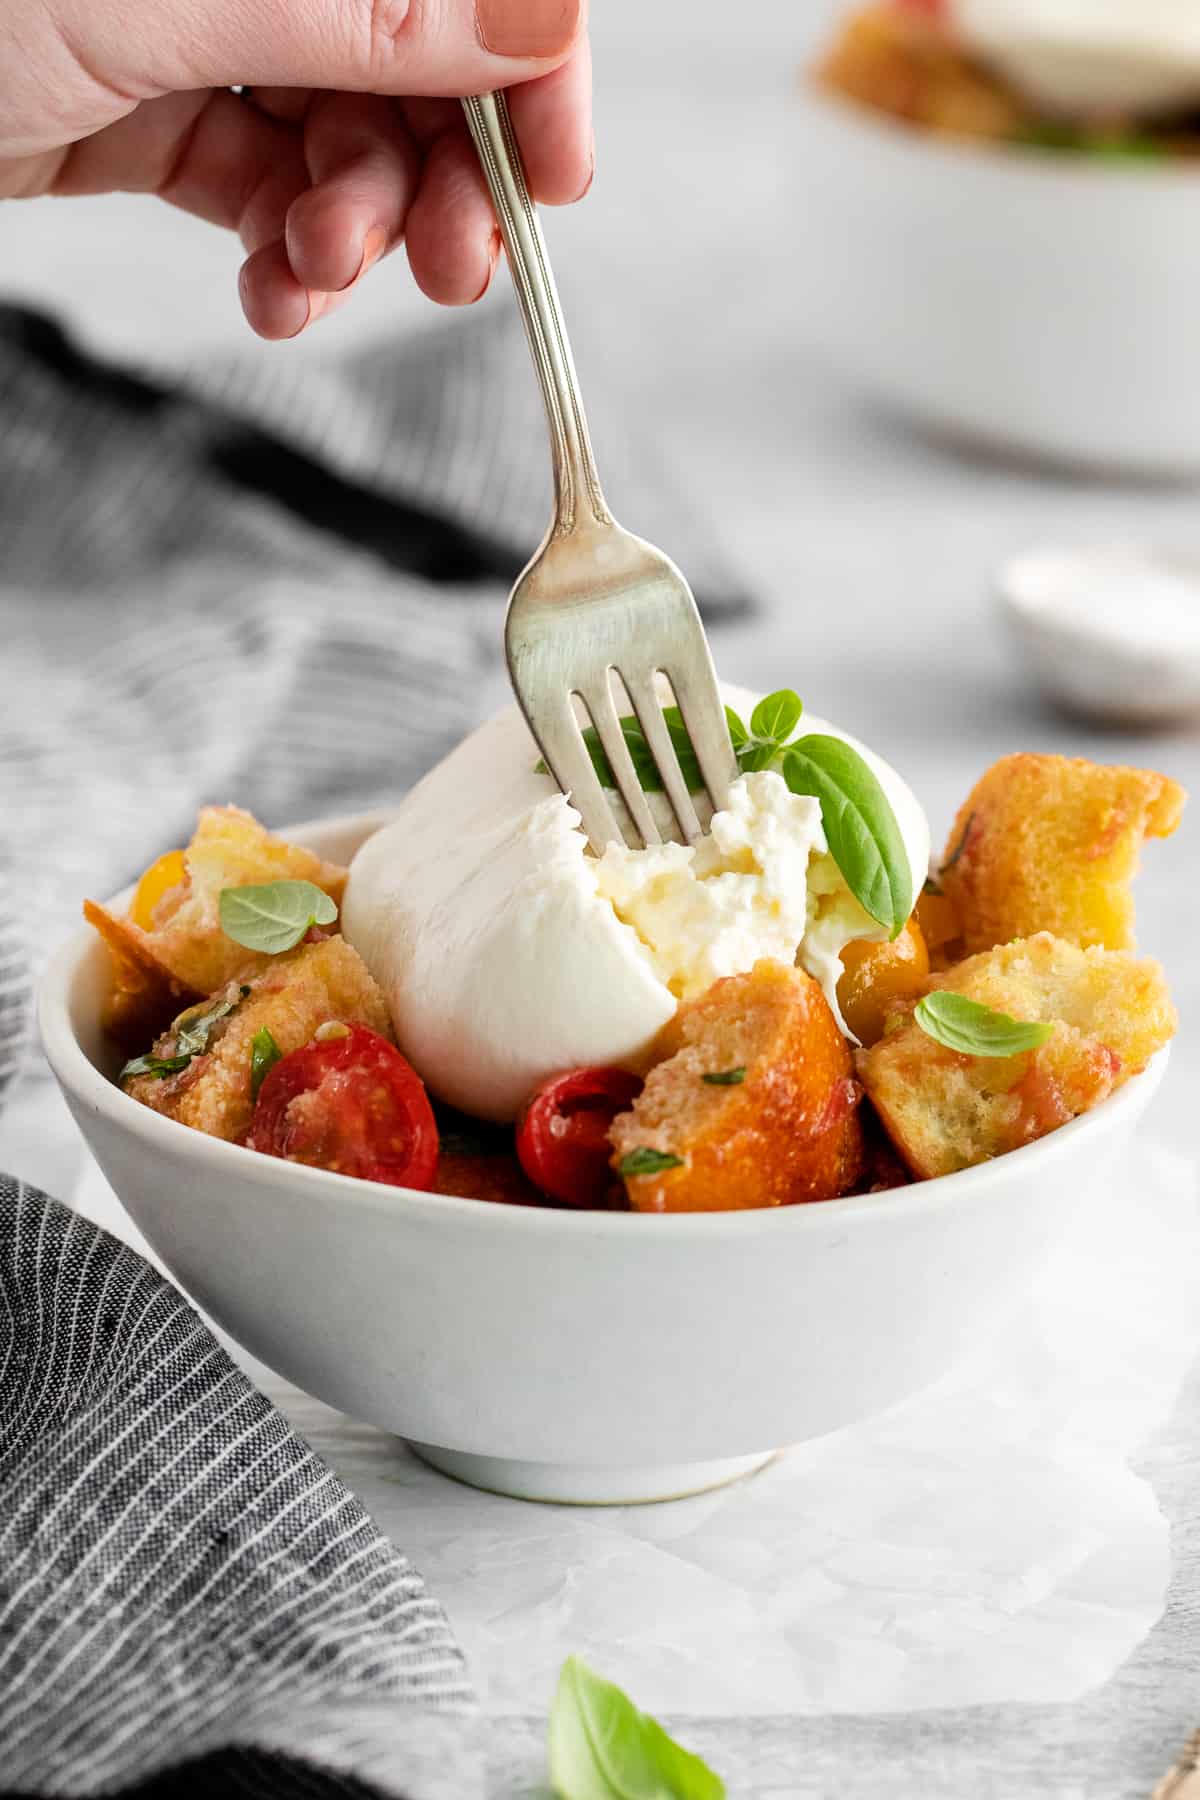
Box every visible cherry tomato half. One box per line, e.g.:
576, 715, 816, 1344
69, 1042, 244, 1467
245, 1023, 438, 1190
516, 1067, 643, 1207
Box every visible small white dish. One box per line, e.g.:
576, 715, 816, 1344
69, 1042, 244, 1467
793, 92, 1200, 476
39, 809, 1169, 1505
999, 544, 1200, 724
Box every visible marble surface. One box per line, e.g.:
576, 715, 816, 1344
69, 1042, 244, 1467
4, 0, 1200, 1793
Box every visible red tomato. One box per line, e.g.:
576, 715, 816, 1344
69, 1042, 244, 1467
246, 1024, 438, 1190
516, 1067, 643, 1207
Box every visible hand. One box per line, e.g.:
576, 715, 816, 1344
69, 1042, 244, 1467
2, 0, 591, 337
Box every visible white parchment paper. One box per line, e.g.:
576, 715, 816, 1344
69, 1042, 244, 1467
71, 1133, 1198, 1721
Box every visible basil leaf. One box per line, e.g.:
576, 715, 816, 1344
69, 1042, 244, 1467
701, 1067, 746, 1086
119, 1053, 191, 1083
175, 992, 242, 1056
783, 736, 913, 939
618, 1148, 684, 1178
750, 688, 802, 745
914, 991, 1055, 1058
250, 1027, 283, 1099
548, 1656, 725, 1800
219, 880, 338, 955
739, 740, 780, 774
724, 706, 749, 747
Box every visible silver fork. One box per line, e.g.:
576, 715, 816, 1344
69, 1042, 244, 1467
461, 91, 738, 853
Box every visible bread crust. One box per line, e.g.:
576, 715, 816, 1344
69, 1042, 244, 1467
611, 959, 864, 1213
857, 932, 1177, 1179
939, 754, 1184, 955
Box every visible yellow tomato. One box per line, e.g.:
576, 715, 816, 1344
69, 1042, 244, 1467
837, 917, 929, 1046
129, 849, 186, 931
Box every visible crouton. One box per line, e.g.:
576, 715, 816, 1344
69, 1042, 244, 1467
122, 935, 392, 1143
837, 916, 929, 1046
857, 932, 1176, 1180
87, 807, 348, 1029
610, 959, 864, 1213
939, 754, 1184, 955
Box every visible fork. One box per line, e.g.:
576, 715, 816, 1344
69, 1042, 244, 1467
461, 91, 738, 853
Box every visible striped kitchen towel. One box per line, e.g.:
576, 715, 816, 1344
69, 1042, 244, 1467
0, 1174, 481, 1799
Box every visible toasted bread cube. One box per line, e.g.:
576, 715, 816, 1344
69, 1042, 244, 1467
87, 807, 348, 1030
940, 754, 1184, 955
83, 898, 203, 1052
837, 917, 930, 1046
610, 959, 864, 1213
123, 935, 392, 1143
857, 932, 1176, 1180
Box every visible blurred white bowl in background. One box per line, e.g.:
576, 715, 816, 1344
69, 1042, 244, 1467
794, 93, 1200, 476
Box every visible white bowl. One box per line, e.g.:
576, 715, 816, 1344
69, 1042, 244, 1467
39, 809, 1169, 1504
794, 92, 1200, 475
998, 543, 1200, 724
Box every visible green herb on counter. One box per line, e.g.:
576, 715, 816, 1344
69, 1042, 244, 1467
548, 1656, 725, 1800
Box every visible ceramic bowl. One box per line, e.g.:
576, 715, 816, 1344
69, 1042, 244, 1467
39, 809, 1169, 1505
794, 92, 1200, 476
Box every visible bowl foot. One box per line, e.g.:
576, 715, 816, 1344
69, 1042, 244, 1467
406, 1442, 777, 1505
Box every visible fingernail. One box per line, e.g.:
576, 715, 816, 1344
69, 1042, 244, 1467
578, 142, 596, 200
340, 226, 389, 292
471, 228, 503, 303
475, 0, 580, 58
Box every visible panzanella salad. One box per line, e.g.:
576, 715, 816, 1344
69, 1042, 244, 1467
818, 0, 1200, 160
85, 684, 1183, 1212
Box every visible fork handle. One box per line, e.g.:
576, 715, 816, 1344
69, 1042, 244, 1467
461, 92, 610, 538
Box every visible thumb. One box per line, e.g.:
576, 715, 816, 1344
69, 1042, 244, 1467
63, 0, 585, 102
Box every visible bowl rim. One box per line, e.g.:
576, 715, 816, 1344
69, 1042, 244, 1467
38, 806, 1171, 1241
803, 82, 1200, 186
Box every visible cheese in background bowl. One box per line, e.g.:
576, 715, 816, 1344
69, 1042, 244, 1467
951, 0, 1200, 119
341, 686, 929, 1122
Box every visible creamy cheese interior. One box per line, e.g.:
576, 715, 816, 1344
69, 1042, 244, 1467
342, 688, 930, 1122
593, 773, 824, 1002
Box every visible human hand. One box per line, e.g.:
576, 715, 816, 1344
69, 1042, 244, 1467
2, 0, 591, 337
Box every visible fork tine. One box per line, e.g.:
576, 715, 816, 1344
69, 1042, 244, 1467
581, 678, 662, 850
670, 666, 739, 818
522, 690, 626, 851
623, 674, 704, 843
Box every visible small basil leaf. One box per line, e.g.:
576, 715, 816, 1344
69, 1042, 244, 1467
250, 1027, 283, 1100
914, 991, 1055, 1058
120, 1053, 192, 1083
724, 706, 749, 747
783, 736, 913, 939
735, 740, 779, 775
618, 1148, 684, 1178
749, 688, 802, 745
701, 1067, 746, 1087
548, 1656, 725, 1800
219, 880, 338, 955
175, 992, 242, 1056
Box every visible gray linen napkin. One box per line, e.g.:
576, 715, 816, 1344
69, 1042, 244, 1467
0, 297, 749, 1793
